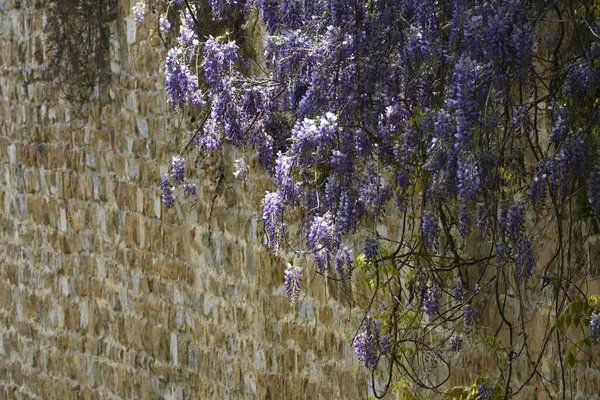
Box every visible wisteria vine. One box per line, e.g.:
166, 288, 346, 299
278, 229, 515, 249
135, 0, 600, 398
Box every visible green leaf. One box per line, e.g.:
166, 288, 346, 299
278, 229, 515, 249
445, 386, 469, 399
555, 315, 565, 331
353, 254, 370, 271
566, 350, 576, 368
564, 314, 572, 328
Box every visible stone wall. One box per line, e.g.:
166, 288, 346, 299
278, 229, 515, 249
0, 1, 369, 398
2, 1, 600, 400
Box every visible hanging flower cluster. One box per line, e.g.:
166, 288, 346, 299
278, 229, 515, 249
135, 0, 600, 395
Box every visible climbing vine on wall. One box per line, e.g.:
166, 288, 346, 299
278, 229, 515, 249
46, 0, 116, 103
136, 0, 600, 398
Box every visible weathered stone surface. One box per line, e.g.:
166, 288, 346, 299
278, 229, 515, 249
0, 1, 368, 399
3, 2, 600, 399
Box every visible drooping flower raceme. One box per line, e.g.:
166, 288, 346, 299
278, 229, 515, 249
422, 210, 440, 251
165, 48, 204, 110
183, 179, 196, 196
154, 0, 600, 390
203, 37, 239, 90
307, 213, 338, 272
464, 304, 481, 333
515, 240, 534, 286
233, 159, 249, 181
263, 191, 283, 251
589, 159, 600, 213
449, 334, 463, 352
335, 244, 353, 283
476, 383, 494, 400
132, 1, 145, 23
160, 15, 171, 33
160, 175, 175, 209
354, 318, 380, 371
507, 201, 526, 242
452, 277, 466, 302
284, 263, 302, 305
592, 310, 599, 346
171, 156, 185, 184
424, 283, 441, 315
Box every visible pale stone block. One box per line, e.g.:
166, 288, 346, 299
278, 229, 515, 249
59, 207, 67, 232
170, 332, 178, 366
136, 117, 148, 137
7, 143, 15, 164
254, 348, 266, 369
244, 373, 257, 394
97, 258, 106, 279
60, 276, 69, 296
132, 268, 140, 296
56, 305, 64, 328
174, 286, 183, 305
126, 91, 138, 112
39, 168, 47, 195
154, 192, 161, 218
126, 18, 136, 45
136, 187, 143, 213
138, 216, 145, 248
86, 150, 96, 170
80, 299, 88, 328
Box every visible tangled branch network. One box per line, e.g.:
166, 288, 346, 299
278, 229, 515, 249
135, 0, 600, 398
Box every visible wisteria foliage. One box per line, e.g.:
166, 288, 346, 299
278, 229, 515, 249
139, 0, 600, 398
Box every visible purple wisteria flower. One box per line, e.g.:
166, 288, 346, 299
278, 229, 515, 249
275, 153, 297, 203
180, 23, 199, 47
183, 179, 196, 196
284, 262, 302, 305
335, 245, 353, 282
591, 310, 599, 346
354, 318, 380, 371
364, 236, 379, 261
259, 0, 281, 32
507, 201, 525, 241
458, 202, 473, 237
308, 213, 337, 272
452, 277, 466, 302
513, 105, 530, 138
496, 241, 507, 269
530, 161, 548, 211
208, 0, 229, 20
424, 283, 441, 315
263, 191, 283, 251
132, 1, 145, 23
165, 48, 204, 110
457, 155, 480, 201
476, 383, 494, 400
233, 159, 249, 181
203, 37, 239, 89
422, 210, 440, 251
422, 349, 443, 381
515, 241, 534, 286
589, 159, 600, 213
159, 15, 171, 33
449, 334, 463, 352
476, 202, 491, 239
497, 202, 508, 233
464, 304, 481, 333
171, 156, 185, 184
160, 175, 175, 209
379, 335, 391, 356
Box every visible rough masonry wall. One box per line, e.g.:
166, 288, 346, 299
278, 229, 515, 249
0, 1, 369, 398
3, 2, 600, 400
